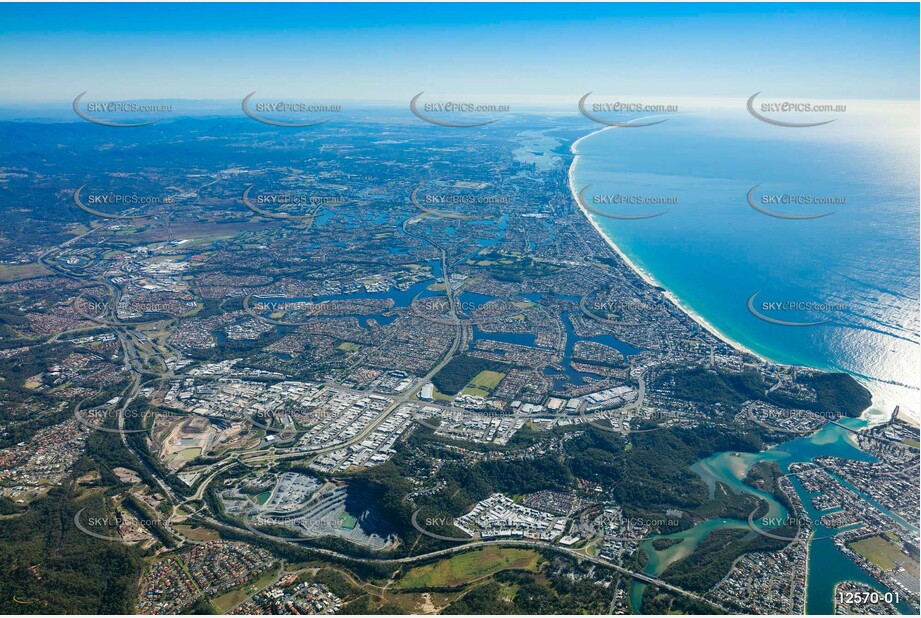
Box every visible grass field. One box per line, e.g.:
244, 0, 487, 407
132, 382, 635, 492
181, 234, 238, 247
173, 524, 221, 542
849, 535, 909, 571
179, 447, 201, 460
460, 386, 490, 398
0, 262, 52, 283
211, 567, 278, 613
337, 342, 360, 352
338, 512, 358, 530
469, 370, 506, 390
396, 547, 541, 589
432, 385, 454, 402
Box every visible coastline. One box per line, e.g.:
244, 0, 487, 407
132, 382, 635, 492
566, 127, 917, 427
568, 126, 773, 366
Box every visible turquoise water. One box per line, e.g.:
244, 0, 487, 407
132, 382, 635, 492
629, 419, 915, 614
572, 102, 920, 421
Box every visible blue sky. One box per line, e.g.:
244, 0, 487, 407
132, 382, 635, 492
0, 2, 918, 103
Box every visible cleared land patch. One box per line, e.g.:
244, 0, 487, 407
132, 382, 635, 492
469, 370, 506, 390
849, 535, 913, 571
0, 263, 52, 283
396, 547, 540, 589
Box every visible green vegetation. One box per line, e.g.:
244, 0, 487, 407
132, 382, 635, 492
398, 547, 541, 589
342, 596, 404, 614
441, 581, 516, 614
458, 370, 507, 398
640, 584, 721, 615
338, 512, 358, 530
309, 567, 366, 603
122, 492, 175, 549
173, 524, 220, 542
651, 537, 683, 551
0, 488, 144, 614
189, 598, 220, 614
470, 370, 506, 390
657, 365, 872, 419
430, 457, 571, 517
566, 425, 763, 514
779, 372, 872, 418
121, 399, 193, 498
469, 250, 562, 282
743, 461, 793, 517
401, 423, 768, 559
179, 447, 202, 459
848, 535, 912, 571
460, 385, 490, 398
80, 404, 169, 498
442, 570, 617, 614
431, 355, 510, 396
0, 343, 87, 448
658, 366, 757, 409
211, 567, 278, 613
0, 495, 24, 515
660, 528, 788, 593
0, 262, 52, 283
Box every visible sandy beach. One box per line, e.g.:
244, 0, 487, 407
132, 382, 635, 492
568, 126, 772, 364
566, 127, 913, 427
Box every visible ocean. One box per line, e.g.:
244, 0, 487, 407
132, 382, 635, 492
570, 100, 920, 424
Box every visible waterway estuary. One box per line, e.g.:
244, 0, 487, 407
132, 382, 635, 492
630, 418, 915, 614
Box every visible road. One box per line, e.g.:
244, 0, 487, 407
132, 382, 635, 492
48, 211, 726, 614
192, 512, 728, 613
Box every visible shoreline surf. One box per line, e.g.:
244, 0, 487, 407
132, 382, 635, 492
566, 126, 907, 426
569, 125, 775, 364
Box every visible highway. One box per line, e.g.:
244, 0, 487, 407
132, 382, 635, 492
191, 512, 729, 613
47, 210, 725, 614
